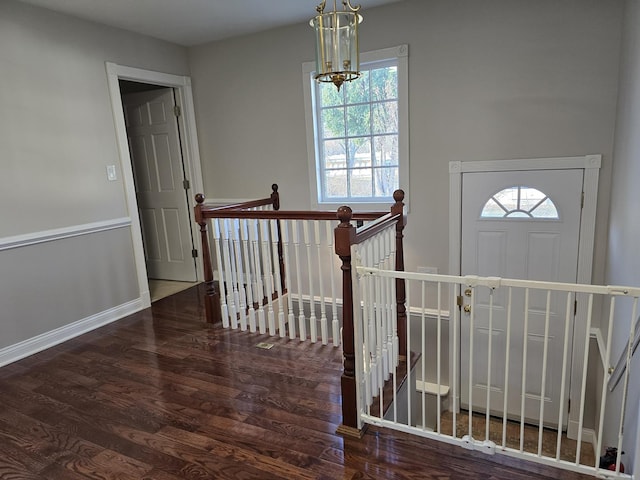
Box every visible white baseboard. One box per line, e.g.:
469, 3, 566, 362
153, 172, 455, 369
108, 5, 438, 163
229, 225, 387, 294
0, 297, 144, 368
568, 420, 599, 456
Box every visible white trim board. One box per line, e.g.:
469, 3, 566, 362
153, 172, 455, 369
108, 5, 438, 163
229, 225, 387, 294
105, 63, 205, 309
0, 298, 144, 368
0, 218, 131, 252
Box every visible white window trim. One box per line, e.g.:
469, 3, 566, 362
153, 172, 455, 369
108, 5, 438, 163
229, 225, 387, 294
303, 44, 409, 212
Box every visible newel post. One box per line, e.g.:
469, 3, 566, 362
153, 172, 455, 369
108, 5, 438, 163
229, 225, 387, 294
271, 184, 286, 292
195, 194, 221, 324
334, 206, 362, 437
391, 189, 407, 357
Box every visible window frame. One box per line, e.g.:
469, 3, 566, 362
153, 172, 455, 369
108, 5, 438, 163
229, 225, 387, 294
303, 45, 409, 211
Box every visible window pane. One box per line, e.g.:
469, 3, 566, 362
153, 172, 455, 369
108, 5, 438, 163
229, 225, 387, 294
321, 107, 345, 139
348, 138, 371, 167
345, 71, 370, 104
325, 169, 347, 198
346, 104, 370, 136
320, 82, 344, 107
373, 135, 398, 167
350, 168, 372, 197
530, 198, 559, 218
371, 66, 397, 101
506, 211, 530, 218
519, 187, 547, 211
323, 139, 347, 169
481, 198, 506, 217
372, 101, 398, 135
374, 167, 398, 196
494, 187, 519, 211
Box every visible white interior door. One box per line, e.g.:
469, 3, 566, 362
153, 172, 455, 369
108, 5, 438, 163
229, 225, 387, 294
123, 88, 196, 282
460, 169, 583, 427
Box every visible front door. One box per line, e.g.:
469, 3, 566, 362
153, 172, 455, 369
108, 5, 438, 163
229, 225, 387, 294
460, 169, 583, 427
123, 88, 197, 282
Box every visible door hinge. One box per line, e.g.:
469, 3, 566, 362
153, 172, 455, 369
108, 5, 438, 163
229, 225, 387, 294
568, 397, 571, 414
192, 249, 198, 258
574, 299, 578, 316
174, 105, 181, 117
183, 179, 190, 190
581, 191, 584, 209
456, 295, 464, 310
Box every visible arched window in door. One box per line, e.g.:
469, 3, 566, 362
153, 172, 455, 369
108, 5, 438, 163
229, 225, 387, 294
480, 186, 559, 219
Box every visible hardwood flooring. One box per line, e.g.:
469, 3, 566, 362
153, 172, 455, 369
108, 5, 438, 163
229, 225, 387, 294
0, 285, 595, 479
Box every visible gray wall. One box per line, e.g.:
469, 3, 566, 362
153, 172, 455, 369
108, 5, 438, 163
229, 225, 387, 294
0, 0, 190, 349
189, 0, 623, 289
602, 0, 640, 469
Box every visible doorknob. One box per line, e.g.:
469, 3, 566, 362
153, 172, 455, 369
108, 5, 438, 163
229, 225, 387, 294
463, 304, 471, 314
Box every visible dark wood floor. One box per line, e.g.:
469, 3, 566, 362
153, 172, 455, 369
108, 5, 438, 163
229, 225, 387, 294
0, 285, 595, 479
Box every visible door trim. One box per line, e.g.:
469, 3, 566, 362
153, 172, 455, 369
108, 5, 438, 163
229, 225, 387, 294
105, 63, 205, 308
448, 154, 601, 436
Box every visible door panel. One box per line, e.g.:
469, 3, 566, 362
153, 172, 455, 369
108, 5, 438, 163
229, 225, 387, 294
123, 89, 196, 282
460, 169, 583, 427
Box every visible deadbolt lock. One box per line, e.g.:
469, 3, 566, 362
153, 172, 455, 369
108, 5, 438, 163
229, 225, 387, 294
464, 288, 472, 297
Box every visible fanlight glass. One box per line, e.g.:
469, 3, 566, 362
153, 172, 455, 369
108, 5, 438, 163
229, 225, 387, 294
481, 186, 559, 219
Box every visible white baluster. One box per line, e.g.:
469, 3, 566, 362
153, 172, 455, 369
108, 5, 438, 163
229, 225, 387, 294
212, 219, 229, 328
240, 219, 256, 332
221, 219, 237, 329
359, 244, 372, 406
385, 229, 394, 372
292, 221, 306, 341
379, 233, 390, 380
303, 220, 317, 343
502, 287, 514, 447
270, 220, 286, 338
281, 220, 296, 340
249, 219, 266, 334
486, 287, 495, 441
537, 290, 552, 455
389, 229, 398, 368
519, 288, 531, 451
366, 240, 378, 394
260, 219, 276, 336
231, 219, 247, 331
314, 221, 329, 345
325, 222, 339, 347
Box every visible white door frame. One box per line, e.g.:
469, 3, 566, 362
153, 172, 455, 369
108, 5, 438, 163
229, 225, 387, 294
448, 154, 601, 437
105, 62, 205, 308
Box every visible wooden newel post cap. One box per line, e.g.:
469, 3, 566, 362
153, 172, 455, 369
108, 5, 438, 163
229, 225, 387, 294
195, 193, 205, 204
337, 206, 353, 226
272, 183, 279, 193
393, 189, 405, 203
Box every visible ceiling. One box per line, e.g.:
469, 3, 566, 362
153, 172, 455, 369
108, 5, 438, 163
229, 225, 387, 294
18, 0, 402, 47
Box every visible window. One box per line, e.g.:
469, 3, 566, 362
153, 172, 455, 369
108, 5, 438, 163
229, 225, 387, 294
480, 186, 559, 219
303, 45, 408, 210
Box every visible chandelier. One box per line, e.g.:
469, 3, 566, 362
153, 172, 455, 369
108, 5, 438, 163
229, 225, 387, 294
310, 0, 363, 91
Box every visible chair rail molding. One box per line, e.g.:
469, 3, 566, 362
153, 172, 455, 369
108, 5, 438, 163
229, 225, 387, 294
0, 217, 131, 252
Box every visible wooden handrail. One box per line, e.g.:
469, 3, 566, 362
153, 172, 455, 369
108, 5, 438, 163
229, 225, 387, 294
196, 209, 386, 221
354, 212, 401, 243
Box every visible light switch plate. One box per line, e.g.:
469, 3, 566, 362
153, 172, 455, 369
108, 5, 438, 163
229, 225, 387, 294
106, 165, 117, 181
